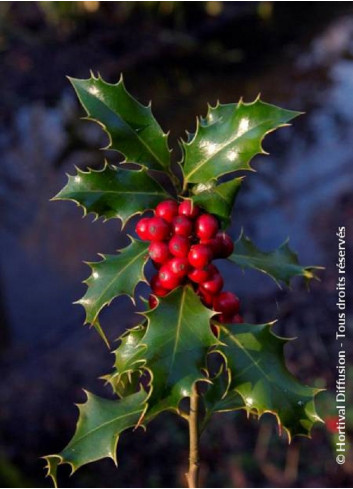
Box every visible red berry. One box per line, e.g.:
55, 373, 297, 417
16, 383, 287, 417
203, 233, 234, 258
189, 263, 217, 284
172, 216, 193, 237
169, 257, 190, 278
135, 217, 151, 241
188, 267, 211, 284
169, 235, 190, 257
230, 314, 243, 324
214, 232, 234, 258
201, 272, 223, 295
197, 287, 214, 307
325, 415, 338, 434
159, 264, 181, 290
150, 274, 169, 297
218, 313, 243, 324
178, 200, 200, 219
155, 200, 178, 223
218, 313, 232, 324
195, 214, 219, 240
188, 244, 213, 269
147, 217, 170, 241
149, 294, 158, 309
148, 241, 170, 264
213, 291, 240, 316
200, 237, 219, 256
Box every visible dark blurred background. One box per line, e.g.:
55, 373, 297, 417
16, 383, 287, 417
0, 1, 353, 487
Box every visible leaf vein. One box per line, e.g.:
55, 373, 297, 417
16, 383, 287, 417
184, 119, 270, 181
90, 246, 147, 323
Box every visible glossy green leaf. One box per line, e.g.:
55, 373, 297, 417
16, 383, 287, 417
229, 232, 321, 287
139, 286, 219, 421
43, 390, 147, 487
53, 163, 171, 226
76, 238, 149, 344
113, 325, 146, 374
69, 74, 171, 172
106, 325, 147, 394
191, 177, 243, 226
214, 322, 323, 440
108, 371, 143, 399
182, 98, 301, 184
202, 365, 244, 428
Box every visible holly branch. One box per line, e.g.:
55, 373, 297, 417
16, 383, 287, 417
44, 74, 323, 488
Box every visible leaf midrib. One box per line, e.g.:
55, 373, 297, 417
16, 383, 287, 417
223, 328, 310, 403
66, 408, 143, 450
89, 245, 147, 323
168, 288, 186, 378
213, 187, 228, 204
224, 330, 274, 386
229, 251, 303, 283
84, 84, 169, 170
184, 118, 271, 182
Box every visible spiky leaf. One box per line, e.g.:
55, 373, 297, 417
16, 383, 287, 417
202, 365, 244, 429
191, 177, 243, 226
182, 99, 300, 184
204, 366, 242, 413
53, 164, 171, 226
106, 325, 147, 394
139, 286, 219, 420
113, 325, 146, 374
214, 322, 323, 440
69, 75, 171, 172
43, 390, 147, 487
229, 232, 320, 287
107, 371, 143, 399
77, 238, 149, 343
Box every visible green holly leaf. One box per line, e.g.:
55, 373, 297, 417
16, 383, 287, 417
214, 322, 323, 440
191, 177, 243, 226
109, 371, 143, 398
106, 325, 147, 393
43, 456, 60, 489
139, 286, 219, 421
69, 74, 171, 172
53, 163, 171, 227
43, 390, 147, 488
202, 365, 245, 429
113, 325, 146, 374
182, 98, 301, 184
228, 232, 321, 287
204, 366, 242, 413
76, 238, 149, 345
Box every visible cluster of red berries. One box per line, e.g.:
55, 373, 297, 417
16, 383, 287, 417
136, 200, 243, 325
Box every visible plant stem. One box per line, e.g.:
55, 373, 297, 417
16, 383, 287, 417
186, 384, 200, 488
168, 169, 182, 195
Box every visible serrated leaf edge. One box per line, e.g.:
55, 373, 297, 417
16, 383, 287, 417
75, 236, 149, 330
181, 97, 301, 184
43, 388, 148, 487
135, 285, 220, 423
230, 229, 323, 288
211, 321, 324, 443
52, 161, 171, 229
68, 73, 171, 172
106, 325, 148, 389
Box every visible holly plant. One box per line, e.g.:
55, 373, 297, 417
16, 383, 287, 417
44, 74, 323, 488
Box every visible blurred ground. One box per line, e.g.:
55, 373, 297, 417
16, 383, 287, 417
0, 2, 352, 487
